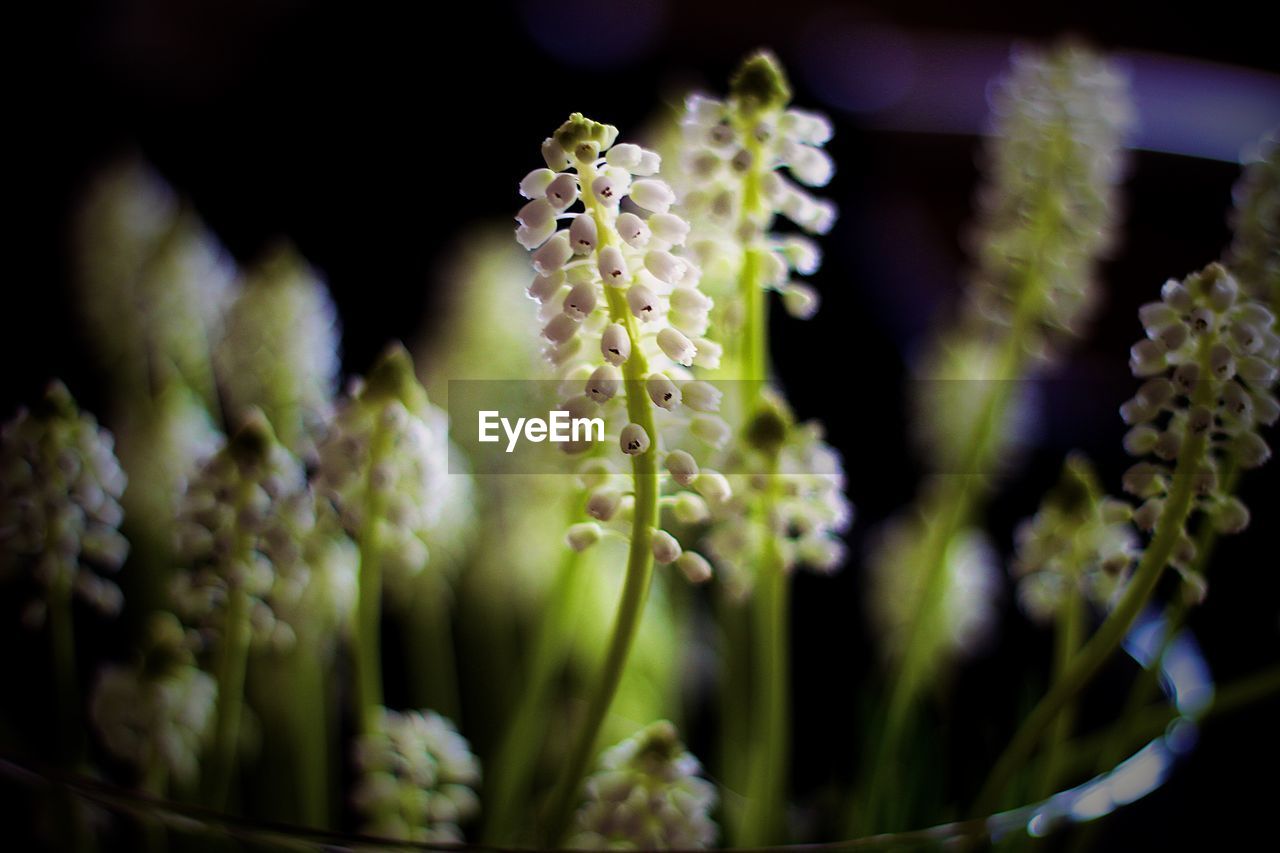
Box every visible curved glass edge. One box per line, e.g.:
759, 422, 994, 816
0, 607, 1211, 850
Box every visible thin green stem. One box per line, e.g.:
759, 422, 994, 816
971, 340, 1217, 820
407, 569, 462, 722
353, 421, 393, 734
741, 450, 789, 846
290, 646, 330, 827
1035, 578, 1083, 801
49, 574, 91, 853
485, 519, 586, 844
539, 161, 660, 846
48, 576, 82, 767
205, 584, 252, 811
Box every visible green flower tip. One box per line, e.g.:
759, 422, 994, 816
364, 341, 429, 412
554, 113, 620, 162
228, 407, 278, 465
253, 239, 310, 285
634, 720, 682, 764
730, 50, 792, 115
743, 388, 794, 454
1047, 452, 1101, 518
36, 380, 78, 420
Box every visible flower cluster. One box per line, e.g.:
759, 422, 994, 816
0, 382, 129, 623
351, 707, 481, 843
867, 507, 1000, 667
703, 412, 853, 597
114, 384, 220, 538
966, 42, 1133, 352
1227, 135, 1279, 311
170, 413, 355, 651
1120, 264, 1279, 586
568, 720, 718, 850
675, 51, 835, 325
90, 613, 217, 786
1012, 454, 1140, 622
515, 113, 727, 579
315, 344, 473, 596
216, 243, 342, 459
74, 158, 235, 403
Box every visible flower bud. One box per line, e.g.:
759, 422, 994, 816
671, 492, 710, 524
649, 213, 690, 245
586, 364, 622, 403
645, 250, 684, 283
692, 337, 722, 369
635, 150, 662, 176
516, 218, 556, 250
616, 212, 651, 247
1129, 339, 1166, 377
675, 551, 713, 584
694, 469, 731, 504
517, 199, 554, 230
600, 323, 631, 365
563, 282, 598, 319
605, 143, 643, 170
652, 529, 682, 564
1212, 496, 1250, 534
1235, 431, 1271, 468
542, 313, 580, 344
628, 284, 659, 321
646, 373, 681, 410
569, 214, 598, 254
528, 270, 564, 302
566, 522, 602, 552
520, 168, 557, 199
656, 327, 696, 365
598, 246, 629, 285
681, 381, 722, 413
533, 232, 573, 274
545, 172, 579, 209
781, 282, 819, 319
620, 423, 650, 455
630, 179, 676, 214
664, 450, 699, 486
1122, 425, 1160, 456
691, 415, 732, 448
542, 138, 571, 170
587, 489, 623, 521
591, 173, 624, 206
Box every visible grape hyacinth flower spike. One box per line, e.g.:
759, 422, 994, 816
515, 112, 726, 844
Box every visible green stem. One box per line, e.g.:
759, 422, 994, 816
485, 525, 587, 845
1035, 578, 1084, 801
856, 368, 1017, 834
205, 584, 252, 811
1093, 461, 1239, 778
971, 339, 1217, 820
354, 421, 393, 734
290, 646, 330, 827
741, 450, 789, 846
715, 589, 752, 833
48, 576, 82, 766
49, 575, 91, 853
407, 569, 462, 722
539, 162, 661, 846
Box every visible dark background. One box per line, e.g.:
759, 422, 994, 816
5, 0, 1280, 848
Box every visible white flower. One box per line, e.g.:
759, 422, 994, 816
1, 382, 128, 623
90, 614, 216, 785
215, 243, 341, 458
512, 114, 725, 576
352, 707, 481, 843
315, 344, 473, 599
568, 721, 717, 849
